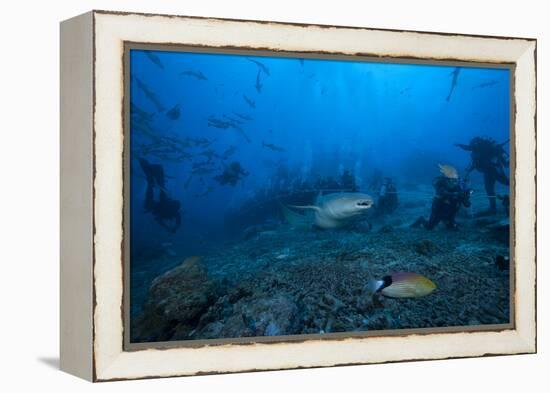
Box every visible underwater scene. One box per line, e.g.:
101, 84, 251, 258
128, 48, 511, 343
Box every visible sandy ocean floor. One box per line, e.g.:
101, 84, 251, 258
130, 185, 510, 343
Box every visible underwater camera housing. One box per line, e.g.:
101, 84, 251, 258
60, 11, 537, 381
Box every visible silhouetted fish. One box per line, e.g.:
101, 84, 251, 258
166, 104, 181, 120
446, 67, 461, 102
243, 94, 256, 108
255, 70, 263, 93
208, 116, 231, 129
199, 148, 220, 162
189, 137, 212, 147
130, 103, 154, 122
262, 141, 286, 152
134, 77, 165, 112
472, 80, 499, 90
179, 70, 208, 80
144, 51, 164, 69
221, 145, 237, 160
223, 114, 244, 125
239, 130, 252, 143
247, 58, 270, 76
228, 122, 251, 143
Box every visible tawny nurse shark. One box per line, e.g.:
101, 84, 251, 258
282, 192, 374, 229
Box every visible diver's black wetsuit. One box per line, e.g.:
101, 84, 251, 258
214, 162, 249, 186
340, 170, 359, 192
455, 137, 509, 214
139, 157, 165, 189
140, 158, 181, 233
412, 176, 471, 230
376, 179, 398, 216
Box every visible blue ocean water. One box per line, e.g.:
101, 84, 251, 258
129, 48, 510, 341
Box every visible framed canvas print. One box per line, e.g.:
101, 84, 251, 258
60, 10, 537, 381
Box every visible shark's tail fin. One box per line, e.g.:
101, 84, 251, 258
279, 203, 313, 228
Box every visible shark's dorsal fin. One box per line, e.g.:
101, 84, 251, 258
315, 190, 324, 206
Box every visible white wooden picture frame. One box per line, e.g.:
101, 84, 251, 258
60, 10, 536, 381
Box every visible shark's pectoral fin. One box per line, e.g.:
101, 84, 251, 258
279, 204, 316, 228
287, 205, 322, 212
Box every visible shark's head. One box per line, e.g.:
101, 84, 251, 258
297, 192, 375, 229
330, 193, 374, 218
353, 196, 375, 211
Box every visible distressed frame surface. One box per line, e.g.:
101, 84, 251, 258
60, 10, 536, 382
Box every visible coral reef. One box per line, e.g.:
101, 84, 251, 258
131, 256, 225, 342
132, 211, 510, 342
412, 239, 440, 256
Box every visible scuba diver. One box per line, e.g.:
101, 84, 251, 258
498, 194, 510, 212
314, 176, 336, 191
214, 161, 249, 186
411, 164, 472, 230
376, 178, 398, 216
455, 136, 509, 215
139, 158, 181, 233
139, 157, 165, 189
367, 168, 384, 192
339, 170, 359, 192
